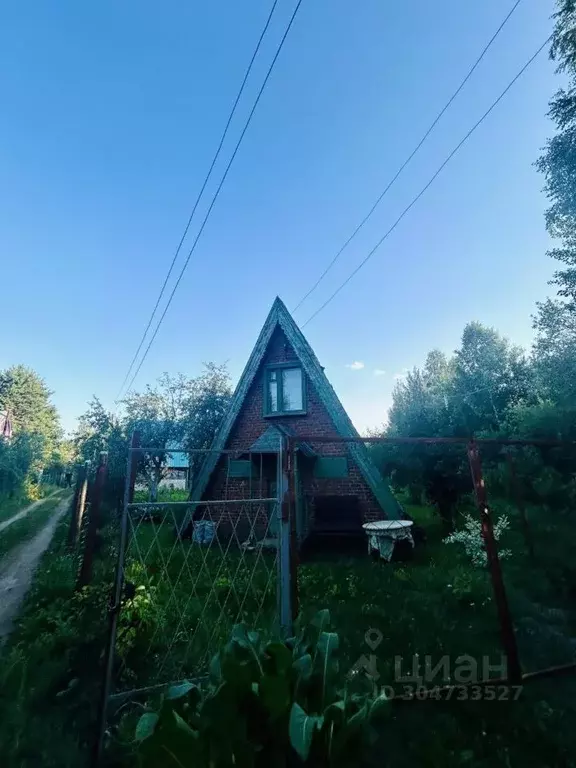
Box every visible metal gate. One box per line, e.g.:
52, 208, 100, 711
95, 434, 292, 763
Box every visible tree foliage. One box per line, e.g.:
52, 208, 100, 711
376, 321, 566, 526
0, 365, 61, 459
536, 0, 576, 307
0, 365, 64, 499
74, 364, 232, 500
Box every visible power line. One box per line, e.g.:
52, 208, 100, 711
301, 35, 551, 329
292, 0, 523, 313
115, 0, 282, 402
122, 0, 305, 397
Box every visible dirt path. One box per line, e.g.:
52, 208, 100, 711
0, 490, 60, 534
0, 495, 71, 641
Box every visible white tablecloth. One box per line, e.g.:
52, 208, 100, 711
362, 520, 414, 561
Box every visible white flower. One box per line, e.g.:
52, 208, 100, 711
443, 513, 512, 568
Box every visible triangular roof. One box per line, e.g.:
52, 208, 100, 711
191, 297, 402, 518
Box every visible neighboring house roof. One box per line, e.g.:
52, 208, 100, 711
166, 442, 189, 469
191, 297, 402, 519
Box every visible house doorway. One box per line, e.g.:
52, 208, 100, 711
304, 494, 365, 557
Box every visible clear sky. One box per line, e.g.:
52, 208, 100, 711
0, 0, 559, 435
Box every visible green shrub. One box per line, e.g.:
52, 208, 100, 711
127, 610, 390, 767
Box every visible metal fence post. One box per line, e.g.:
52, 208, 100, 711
68, 461, 89, 548
93, 431, 139, 767
287, 439, 299, 623
278, 437, 293, 637
77, 451, 108, 590
467, 440, 522, 684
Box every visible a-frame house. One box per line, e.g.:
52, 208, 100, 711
190, 297, 402, 544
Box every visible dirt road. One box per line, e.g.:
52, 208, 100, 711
0, 490, 60, 534
0, 495, 71, 640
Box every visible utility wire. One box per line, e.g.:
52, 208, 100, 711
301, 35, 551, 329
292, 0, 523, 313
123, 0, 305, 397
115, 0, 281, 402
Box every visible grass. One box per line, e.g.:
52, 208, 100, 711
0, 494, 575, 767
296, 497, 576, 768
0, 484, 60, 524
117, 518, 279, 690
133, 487, 189, 503
0, 514, 110, 768
0, 491, 67, 560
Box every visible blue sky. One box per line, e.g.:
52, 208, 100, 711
0, 0, 558, 434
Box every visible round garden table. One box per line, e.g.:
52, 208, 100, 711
362, 520, 414, 562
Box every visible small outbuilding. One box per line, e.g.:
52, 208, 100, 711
189, 297, 402, 544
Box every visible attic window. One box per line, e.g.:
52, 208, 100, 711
264, 365, 306, 416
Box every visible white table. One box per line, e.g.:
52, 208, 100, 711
362, 520, 414, 562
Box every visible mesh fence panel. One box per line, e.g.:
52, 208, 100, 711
113, 449, 282, 694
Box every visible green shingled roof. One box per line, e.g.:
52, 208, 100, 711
190, 297, 403, 519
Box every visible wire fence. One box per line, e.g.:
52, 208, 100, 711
288, 434, 576, 690
89, 432, 576, 764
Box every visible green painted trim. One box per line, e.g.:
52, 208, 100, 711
228, 459, 254, 478
263, 363, 306, 417
313, 456, 349, 479
189, 297, 403, 521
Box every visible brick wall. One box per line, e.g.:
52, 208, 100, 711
202, 326, 385, 536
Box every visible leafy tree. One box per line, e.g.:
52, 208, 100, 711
0, 365, 61, 461
75, 397, 128, 503
0, 365, 62, 498
532, 298, 576, 406
0, 433, 43, 496
122, 366, 232, 498
452, 322, 533, 433
535, 0, 576, 308
74, 365, 232, 501
379, 324, 532, 527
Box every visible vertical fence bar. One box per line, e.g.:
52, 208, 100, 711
93, 431, 140, 767
506, 452, 535, 562
467, 440, 522, 684
68, 463, 82, 545
278, 437, 292, 636
68, 461, 89, 548
287, 438, 299, 622
77, 451, 108, 590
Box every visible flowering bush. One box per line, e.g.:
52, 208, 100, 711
444, 512, 512, 568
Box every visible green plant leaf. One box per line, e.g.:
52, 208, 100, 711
324, 700, 346, 726
311, 609, 330, 631
317, 631, 339, 656
265, 641, 292, 675
292, 653, 313, 680
260, 674, 291, 719
231, 623, 252, 648
209, 652, 222, 682
166, 681, 197, 700
317, 632, 339, 707
369, 693, 392, 722
135, 712, 159, 742
347, 702, 369, 729
289, 703, 323, 762
230, 623, 264, 675
173, 710, 198, 739
221, 656, 253, 690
